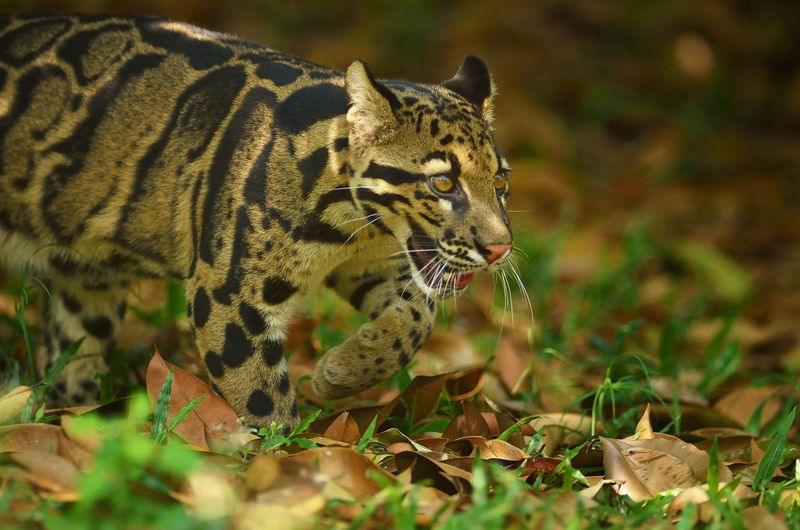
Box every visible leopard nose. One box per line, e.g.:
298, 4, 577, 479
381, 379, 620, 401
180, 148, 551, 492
483, 243, 511, 264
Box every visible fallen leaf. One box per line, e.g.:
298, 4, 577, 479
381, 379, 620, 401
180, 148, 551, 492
461, 401, 491, 438
322, 412, 361, 444
0, 386, 31, 424
649, 377, 708, 407
410, 486, 453, 525
601, 434, 732, 502
495, 336, 532, 395
416, 332, 484, 374
629, 403, 654, 440
742, 506, 789, 530
669, 483, 756, 521
235, 500, 321, 530
529, 413, 597, 456
446, 368, 485, 401
287, 447, 394, 499
713, 385, 784, 428
371, 428, 432, 453
0, 424, 62, 453
146, 351, 253, 450
61, 415, 102, 454
245, 455, 281, 492
183, 467, 241, 520
521, 456, 561, 480
12, 450, 78, 494
393, 450, 471, 495
444, 436, 528, 461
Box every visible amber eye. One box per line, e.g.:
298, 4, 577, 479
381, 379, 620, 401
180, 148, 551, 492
429, 174, 455, 194
494, 172, 508, 191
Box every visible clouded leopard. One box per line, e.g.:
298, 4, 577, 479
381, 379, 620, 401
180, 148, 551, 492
0, 14, 513, 429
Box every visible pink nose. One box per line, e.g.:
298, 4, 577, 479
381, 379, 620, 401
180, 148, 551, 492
484, 243, 511, 264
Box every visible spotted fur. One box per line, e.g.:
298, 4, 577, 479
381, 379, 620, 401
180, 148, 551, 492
0, 15, 512, 429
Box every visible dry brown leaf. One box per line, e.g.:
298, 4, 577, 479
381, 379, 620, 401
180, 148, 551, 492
61, 414, 102, 454
287, 447, 394, 499
235, 500, 323, 530
669, 483, 756, 522
245, 455, 281, 492
529, 413, 596, 456
690, 427, 753, 439
650, 403, 742, 431
530, 491, 597, 528
495, 336, 532, 395
444, 436, 528, 461
371, 428, 431, 453
461, 402, 491, 438
414, 437, 449, 452
12, 450, 78, 494
601, 434, 732, 502
441, 412, 503, 440
779, 489, 800, 510
416, 332, 483, 374
411, 486, 453, 525
695, 435, 754, 464
393, 450, 471, 495
446, 368, 485, 401
183, 467, 241, 520
742, 506, 789, 530
303, 436, 349, 448
312, 369, 488, 437
391, 374, 449, 425
322, 412, 361, 444
56, 431, 94, 471
713, 385, 784, 428
630, 403, 654, 440
0, 424, 62, 453
521, 457, 561, 480
0, 386, 31, 424
579, 478, 616, 500
649, 376, 708, 407
146, 351, 252, 450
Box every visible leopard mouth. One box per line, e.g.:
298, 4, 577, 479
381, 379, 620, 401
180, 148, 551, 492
407, 235, 476, 292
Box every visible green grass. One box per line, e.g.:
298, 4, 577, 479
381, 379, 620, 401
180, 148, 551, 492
0, 220, 798, 529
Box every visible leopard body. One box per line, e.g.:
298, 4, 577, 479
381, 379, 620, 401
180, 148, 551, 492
0, 14, 512, 428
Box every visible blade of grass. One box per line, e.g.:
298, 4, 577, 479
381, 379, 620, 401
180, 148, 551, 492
291, 409, 321, 437
498, 415, 535, 442
753, 406, 796, 492
167, 397, 203, 433
355, 414, 378, 453
152, 369, 174, 444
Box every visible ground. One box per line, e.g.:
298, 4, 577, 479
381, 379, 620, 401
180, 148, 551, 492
1, 1, 799, 528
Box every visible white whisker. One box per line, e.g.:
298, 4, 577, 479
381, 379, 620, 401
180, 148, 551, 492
342, 214, 382, 246
340, 213, 380, 225
508, 260, 534, 327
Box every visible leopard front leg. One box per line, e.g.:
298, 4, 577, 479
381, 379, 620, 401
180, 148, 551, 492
313, 259, 436, 398
38, 275, 127, 406
186, 276, 300, 431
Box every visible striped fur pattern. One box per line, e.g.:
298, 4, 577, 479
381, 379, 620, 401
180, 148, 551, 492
0, 15, 512, 429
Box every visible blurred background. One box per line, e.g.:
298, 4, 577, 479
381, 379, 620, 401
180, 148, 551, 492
2, 1, 799, 407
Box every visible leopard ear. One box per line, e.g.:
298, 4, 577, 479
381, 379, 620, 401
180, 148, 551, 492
442, 55, 496, 124
345, 60, 400, 145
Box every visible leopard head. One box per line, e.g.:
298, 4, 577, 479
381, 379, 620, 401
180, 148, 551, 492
345, 56, 512, 297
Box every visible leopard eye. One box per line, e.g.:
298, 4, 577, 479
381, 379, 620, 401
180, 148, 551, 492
493, 172, 508, 191
429, 174, 455, 194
